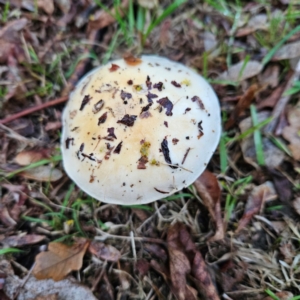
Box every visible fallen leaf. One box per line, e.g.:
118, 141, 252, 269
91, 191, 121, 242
239, 111, 285, 168
257, 85, 285, 109
236, 182, 277, 233
268, 168, 292, 202
225, 84, 258, 130
279, 241, 296, 264
144, 243, 168, 261
2, 259, 97, 300
0, 18, 27, 41
282, 100, 300, 160
88, 241, 121, 262
293, 197, 300, 216
273, 41, 300, 60
193, 170, 224, 241
218, 60, 263, 82
54, 0, 71, 13
167, 223, 220, 300
219, 260, 246, 292
33, 238, 90, 281
236, 14, 268, 37
87, 0, 129, 32
0, 205, 17, 227
14, 149, 51, 166
168, 247, 191, 300
21, 166, 63, 182
259, 65, 280, 88
0, 234, 46, 247
37, 0, 54, 14
135, 259, 150, 277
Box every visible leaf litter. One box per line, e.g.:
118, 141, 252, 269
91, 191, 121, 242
1, 0, 300, 299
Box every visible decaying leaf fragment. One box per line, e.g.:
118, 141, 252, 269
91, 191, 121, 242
20, 165, 63, 182
218, 60, 263, 82
167, 223, 220, 300
282, 100, 300, 161
33, 238, 90, 281
193, 170, 224, 241
236, 182, 277, 233
88, 241, 121, 262
225, 84, 258, 130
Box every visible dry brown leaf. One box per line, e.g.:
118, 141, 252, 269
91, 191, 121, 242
88, 241, 121, 262
37, 0, 54, 14
236, 14, 268, 37
169, 247, 191, 300
135, 259, 150, 277
167, 223, 220, 300
0, 234, 46, 247
282, 100, 300, 160
87, 0, 128, 32
14, 149, 51, 166
0, 205, 17, 227
236, 182, 277, 233
293, 197, 300, 216
20, 165, 63, 182
33, 238, 90, 281
193, 170, 224, 241
218, 60, 263, 82
257, 85, 285, 109
2, 259, 97, 300
54, 0, 71, 13
268, 168, 292, 202
259, 65, 280, 88
225, 84, 258, 130
273, 41, 300, 60
0, 18, 27, 41
279, 241, 296, 264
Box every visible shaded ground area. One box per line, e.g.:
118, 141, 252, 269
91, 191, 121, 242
1, 0, 300, 299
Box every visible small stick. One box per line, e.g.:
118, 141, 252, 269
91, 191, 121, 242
0, 96, 68, 125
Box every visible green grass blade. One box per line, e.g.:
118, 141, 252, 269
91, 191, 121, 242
228, 117, 273, 144
137, 6, 146, 34
3, 155, 62, 179
102, 29, 122, 64
264, 289, 280, 300
238, 54, 250, 80
122, 204, 154, 211
262, 25, 300, 66
128, 0, 134, 36
0, 248, 24, 255
219, 132, 228, 174
144, 0, 187, 42
250, 105, 265, 166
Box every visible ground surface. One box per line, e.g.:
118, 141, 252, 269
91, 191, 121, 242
1, 0, 300, 299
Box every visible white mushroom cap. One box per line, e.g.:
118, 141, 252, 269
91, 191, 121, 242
61, 55, 221, 205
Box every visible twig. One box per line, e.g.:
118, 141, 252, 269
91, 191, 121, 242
0, 96, 68, 125
91, 260, 107, 292
130, 231, 137, 262
95, 228, 166, 245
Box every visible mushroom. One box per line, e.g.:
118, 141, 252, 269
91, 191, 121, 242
61, 55, 221, 205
